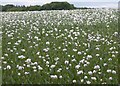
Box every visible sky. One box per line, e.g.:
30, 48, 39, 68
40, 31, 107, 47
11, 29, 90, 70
0, 0, 119, 8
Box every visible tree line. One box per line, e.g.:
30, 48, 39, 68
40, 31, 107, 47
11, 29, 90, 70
1, 2, 91, 12
1, 2, 75, 11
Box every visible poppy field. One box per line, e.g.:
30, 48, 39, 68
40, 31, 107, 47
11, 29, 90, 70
1, 9, 119, 84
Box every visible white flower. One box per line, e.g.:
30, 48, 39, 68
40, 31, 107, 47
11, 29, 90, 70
96, 54, 100, 57
15, 42, 19, 45
59, 75, 63, 79
93, 70, 97, 73
57, 68, 62, 72
81, 79, 84, 82
86, 81, 91, 84
18, 66, 24, 70
112, 70, 116, 74
84, 76, 88, 79
87, 55, 92, 59
33, 66, 37, 69
38, 65, 43, 70
72, 80, 76, 83
4, 54, 8, 57
112, 54, 115, 57
3, 61, 7, 64
91, 77, 97, 80
18, 40, 21, 43
34, 69, 37, 72
21, 49, 25, 52
107, 69, 111, 73
36, 52, 40, 55
43, 48, 49, 52
50, 75, 58, 79
75, 65, 80, 69
46, 61, 49, 64
25, 58, 31, 63
103, 63, 107, 66
94, 65, 100, 69
84, 64, 87, 67
6, 65, 11, 69
108, 58, 112, 61
109, 77, 113, 80
63, 48, 67, 51
114, 32, 118, 36
18, 55, 25, 59
46, 41, 50, 45
8, 42, 11, 44
77, 70, 83, 75
88, 71, 93, 75
73, 49, 77, 52
78, 51, 82, 55
27, 65, 30, 67
54, 57, 59, 61
64, 60, 69, 64
96, 47, 99, 50
50, 65, 55, 68
33, 62, 38, 65
18, 73, 21, 76
1, 57, 4, 59
25, 72, 29, 75
71, 59, 76, 62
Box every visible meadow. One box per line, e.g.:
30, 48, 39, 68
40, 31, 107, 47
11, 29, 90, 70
1, 9, 119, 84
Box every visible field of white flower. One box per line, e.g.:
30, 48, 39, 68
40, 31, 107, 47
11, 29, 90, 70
1, 9, 118, 84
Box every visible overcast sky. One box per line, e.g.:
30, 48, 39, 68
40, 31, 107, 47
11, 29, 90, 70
1, 0, 119, 8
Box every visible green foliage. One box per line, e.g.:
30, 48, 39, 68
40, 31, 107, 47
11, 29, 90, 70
2, 5, 41, 11
41, 2, 75, 10
2, 2, 75, 11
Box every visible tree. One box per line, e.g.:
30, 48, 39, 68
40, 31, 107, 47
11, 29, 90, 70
1, 2, 76, 12
2, 4, 15, 11
41, 2, 75, 10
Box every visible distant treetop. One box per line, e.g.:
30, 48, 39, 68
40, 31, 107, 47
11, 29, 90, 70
1, 2, 91, 12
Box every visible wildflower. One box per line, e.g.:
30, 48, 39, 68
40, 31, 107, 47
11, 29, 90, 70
78, 51, 82, 55
50, 75, 58, 79
96, 54, 100, 57
77, 70, 83, 75
88, 71, 93, 75
107, 69, 111, 73
38, 66, 43, 70
46, 41, 50, 45
50, 65, 55, 68
18, 73, 21, 76
73, 80, 76, 83
59, 75, 63, 79
25, 72, 29, 75
86, 81, 91, 84
75, 65, 80, 69
91, 77, 97, 80
25, 58, 31, 63
73, 49, 77, 52
112, 70, 116, 74
84, 76, 88, 79
6, 65, 11, 69
64, 60, 69, 64
21, 49, 25, 52
18, 55, 25, 59
94, 65, 100, 69
87, 55, 92, 59
109, 77, 113, 80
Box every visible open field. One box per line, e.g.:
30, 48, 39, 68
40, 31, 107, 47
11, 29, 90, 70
1, 9, 119, 84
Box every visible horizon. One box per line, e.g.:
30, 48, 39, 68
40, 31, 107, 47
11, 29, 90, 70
1, 0, 119, 8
